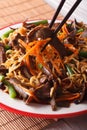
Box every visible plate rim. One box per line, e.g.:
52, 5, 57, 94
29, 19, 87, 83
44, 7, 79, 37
0, 102, 87, 118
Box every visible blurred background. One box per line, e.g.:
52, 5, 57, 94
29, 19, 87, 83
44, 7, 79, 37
45, 0, 87, 23
1, 0, 86, 29
0, 0, 55, 28
0, 0, 61, 28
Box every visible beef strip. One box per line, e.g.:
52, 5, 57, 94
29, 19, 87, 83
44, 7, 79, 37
9, 33, 26, 50
0, 44, 6, 65
20, 65, 31, 79
0, 65, 7, 75
0, 82, 5, 90
0, 44, 7, 75
28, 26, 43, 42
35, 82, 52, 101
9, 78, 28, 100
23, 22, 36, 30
35, 75, 54, 102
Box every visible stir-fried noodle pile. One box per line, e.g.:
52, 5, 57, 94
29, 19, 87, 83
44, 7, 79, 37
0, 19, 87, 110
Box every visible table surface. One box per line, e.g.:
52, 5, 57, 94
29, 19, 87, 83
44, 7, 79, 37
0, 0, 87, 130
0, 0, 63, 28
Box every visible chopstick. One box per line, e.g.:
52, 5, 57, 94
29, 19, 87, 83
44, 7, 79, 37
54, 0, 82, 34
49, 0, 66, 28
41, 0, 82, 52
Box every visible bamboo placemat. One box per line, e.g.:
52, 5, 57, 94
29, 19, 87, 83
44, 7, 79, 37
0, 108, 54, 130
0, 0, 62, 28
0, 0, 62, 130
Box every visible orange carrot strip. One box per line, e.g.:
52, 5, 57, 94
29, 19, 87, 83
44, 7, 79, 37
25, 55, 36, 75
22, 88, 40, 102
28, 91, 40, 102
56, 93, 80, 102
58, 24, 69, 40
62, 24, 69, 35
22, 38, 51, 75
64, 43, 79, 54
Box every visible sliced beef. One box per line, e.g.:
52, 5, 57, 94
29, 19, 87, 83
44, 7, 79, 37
28, 26, 42, 42
50, 36, 67, 58
0, 45, 6, 65
0, 44, 7, 74
35, 75, 54, 102
20, 65, 31, 79
35, 82, 52, 101
9, 78, 28, 99
23, 22, 36, 30
9, 33, 26, 50
0, 82, 5, 90
0, 65, 7, 75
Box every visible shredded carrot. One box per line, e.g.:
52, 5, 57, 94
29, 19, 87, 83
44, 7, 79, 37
64, 43, 79, 54
18, 39, 37, 50
19, 38, 51, 75
56, 93, 80, 102
22, 87, 40, 102
25, 55, 37, 75
44, 45, 65, 75
58, 24, 69, 40
28, 91, 40, 102
62, 24, 69, 34
19, 38, 65, 76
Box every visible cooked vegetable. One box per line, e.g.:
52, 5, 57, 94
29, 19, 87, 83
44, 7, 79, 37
0, 75, 17, 98
79, 51, 87, 58
28, 20, 48, 26
1, 29, 14, 39
76, 28, 84, 33
4, 45, 11, 51
65, 64, 74, 76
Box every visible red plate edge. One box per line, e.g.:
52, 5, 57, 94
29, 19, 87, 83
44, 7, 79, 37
0, 102, 87, 119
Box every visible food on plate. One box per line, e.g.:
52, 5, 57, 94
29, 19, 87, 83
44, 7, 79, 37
0, 19, 87, 111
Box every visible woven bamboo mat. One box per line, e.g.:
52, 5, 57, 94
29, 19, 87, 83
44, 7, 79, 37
0, 0, 62, 28
0, 108, 54, 130
0, 0, 62, 130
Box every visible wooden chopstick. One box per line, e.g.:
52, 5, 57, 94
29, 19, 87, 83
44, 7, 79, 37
41, 0, 82, 52
49, 0, 66, 28
54, 0, 82, 34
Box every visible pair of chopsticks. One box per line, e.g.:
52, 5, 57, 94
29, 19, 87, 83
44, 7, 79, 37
42, 0, 82, 51
50, 0, 82, 34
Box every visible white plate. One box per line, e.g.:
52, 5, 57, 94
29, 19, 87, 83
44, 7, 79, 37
0, 22, 87, 118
